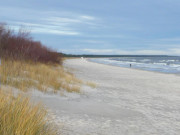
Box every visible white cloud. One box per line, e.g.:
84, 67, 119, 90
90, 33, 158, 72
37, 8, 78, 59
45, 17, 82, 24
169, 48, 180, 54
5, 8, 98, 36
80, 15, 95, 20
31, 28, 80, 35
61, 48, 180, 55
82, 49, 114, 53
44, 15, 97, 26
9, 11, 98, 36
78, 40, 107, 44
134, 50, 167, 55
81, 34, 126, 38
11, 22, 80, 35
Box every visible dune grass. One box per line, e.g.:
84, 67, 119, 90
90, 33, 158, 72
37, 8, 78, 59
0, 59, 82, 93
86, 81, 97, 88
0, 88, 56, 135
0, 58, 96, 135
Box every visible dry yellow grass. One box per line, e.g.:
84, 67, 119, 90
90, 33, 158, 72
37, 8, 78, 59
0, 59, 82, 93
0, 88, 56, 135
86, 81, 97, 88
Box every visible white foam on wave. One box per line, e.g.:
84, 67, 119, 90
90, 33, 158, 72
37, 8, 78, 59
90, 57, 180, 74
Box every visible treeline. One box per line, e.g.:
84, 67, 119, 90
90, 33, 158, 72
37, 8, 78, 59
0, 23, 62, 64
63, 54, 168, 58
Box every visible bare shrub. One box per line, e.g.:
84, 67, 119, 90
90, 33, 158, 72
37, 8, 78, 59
0, 23, 62, 64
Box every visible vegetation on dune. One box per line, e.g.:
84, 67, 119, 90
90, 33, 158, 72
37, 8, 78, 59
0, 23, 82, 135
0, 88, 56, 135
0, 23, 96, 135
86, 81, 97, 89
0, 59, 82, 93
0, 23, 61, 64
0, 23, 82, 93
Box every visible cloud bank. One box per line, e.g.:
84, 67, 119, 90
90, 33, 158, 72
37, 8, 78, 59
61, 48, 180, 56
2, 7, 98, 36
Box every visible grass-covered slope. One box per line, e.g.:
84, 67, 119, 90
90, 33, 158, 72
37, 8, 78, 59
0, 23, 77, 135
1, 59, 81, 93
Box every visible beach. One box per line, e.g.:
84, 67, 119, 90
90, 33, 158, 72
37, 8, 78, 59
32, 58, 180, 135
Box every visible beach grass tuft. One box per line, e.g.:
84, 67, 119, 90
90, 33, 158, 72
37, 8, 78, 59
0, 88, 56, 135
86, 81, 97, 88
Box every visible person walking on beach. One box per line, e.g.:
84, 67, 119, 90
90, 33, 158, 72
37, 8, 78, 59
130, 64, 132, 68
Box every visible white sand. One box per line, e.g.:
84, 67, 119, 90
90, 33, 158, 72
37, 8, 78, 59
32, 58, 180, 135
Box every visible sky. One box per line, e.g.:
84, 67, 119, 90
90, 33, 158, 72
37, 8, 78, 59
1, 0, 180, 55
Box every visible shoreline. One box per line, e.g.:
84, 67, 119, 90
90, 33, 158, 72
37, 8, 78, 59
87, 58, 180, 76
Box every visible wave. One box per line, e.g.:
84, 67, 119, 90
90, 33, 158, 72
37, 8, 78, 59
89, 57, 180, 74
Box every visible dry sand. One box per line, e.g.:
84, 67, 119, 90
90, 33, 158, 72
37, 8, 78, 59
32, 58, 180, 135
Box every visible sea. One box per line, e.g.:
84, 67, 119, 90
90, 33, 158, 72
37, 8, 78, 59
89, 56, 180, 74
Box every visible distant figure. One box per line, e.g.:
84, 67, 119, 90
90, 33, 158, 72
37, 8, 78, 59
130, 64, 132, 68
81, 57, 84, 60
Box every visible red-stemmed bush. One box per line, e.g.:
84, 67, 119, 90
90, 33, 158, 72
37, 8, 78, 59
0, 23, 62, 64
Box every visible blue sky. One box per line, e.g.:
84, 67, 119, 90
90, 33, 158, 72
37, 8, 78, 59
1, 0, 180, 55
